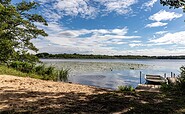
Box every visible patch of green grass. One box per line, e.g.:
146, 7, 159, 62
0, 64, 70, 82
0, 65, 41, 79
118, 85, 135, 92
58, 68, 70, 82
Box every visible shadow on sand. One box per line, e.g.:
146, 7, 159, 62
0, 86, 185, 114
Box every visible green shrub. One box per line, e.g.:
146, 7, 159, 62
6, 61, 70, 82
43, 66, 58, 81
118, 85, 134, 92
161, 66, 185, 93
179, 66, 185, 89
9, 61, 34, 73
160, 83, 173, 91
34, 64, 46, 76
0, 65, 41, 78
58, 68, 70, 82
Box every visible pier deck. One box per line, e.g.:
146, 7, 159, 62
135, 84, 161, 92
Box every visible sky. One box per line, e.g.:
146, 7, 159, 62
12, 0, 185, 56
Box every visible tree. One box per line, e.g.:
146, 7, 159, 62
160, 0, 185, 12
0, 0, 48, 64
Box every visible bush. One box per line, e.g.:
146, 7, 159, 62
9, 61, 70, 82
118, 85, 134, 92
160, 83, 173, 91
161, 66, 185, 93
58, 68, 70, 82
34, 65, 57, 81
33, 65, 70, 81
34, 64, 46, 76
9, 61, 34, 73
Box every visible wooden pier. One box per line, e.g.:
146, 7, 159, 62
136, 73, 166, 92
135, 84, 161, 92
136, 71, 180, 92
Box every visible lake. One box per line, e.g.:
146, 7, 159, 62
41, 59, 185, 90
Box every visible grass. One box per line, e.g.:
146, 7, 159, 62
118, 85, 135, 92
58, 68, 70, 82
0, 65, 69, 82
0, 65, 42, 79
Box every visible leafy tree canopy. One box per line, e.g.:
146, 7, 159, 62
160, 0, 185, 11
0, 0, 48, 64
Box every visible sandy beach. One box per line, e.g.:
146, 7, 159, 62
0, 75, 108, 113
0, 75, 185, 114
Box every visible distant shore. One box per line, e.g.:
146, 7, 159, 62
36, 53, 185, 60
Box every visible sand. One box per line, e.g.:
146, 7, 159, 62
0, 75, 107, 113
0, 75, 182, 114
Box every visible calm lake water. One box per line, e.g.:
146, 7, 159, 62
41, 59, 185, 90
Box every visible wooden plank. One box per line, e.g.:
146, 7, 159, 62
135, 84, 161, 92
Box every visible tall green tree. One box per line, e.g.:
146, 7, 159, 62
0, 0, 48, 64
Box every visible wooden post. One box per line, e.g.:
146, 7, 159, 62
140, 71, 142, 84
174, 73, 175, 77
164, 73, 166, 78
171, 72, 173, 77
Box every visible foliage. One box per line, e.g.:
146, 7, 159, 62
178, 66, 185, 90
9, 61, 70, 82
58, 68, 70, 82
0, 0, 48, 64
160, 0, 185, 12
36, 53, 185, 59
34, 64, 47, 76
9, 61, 34, 73
31, 65, 57, 81
0, 65, 41, 79
118, 85, 135, 92
160, 83, 173, 91
161, 66, 185, 93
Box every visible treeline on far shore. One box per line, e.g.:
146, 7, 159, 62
36, 53, 185, 59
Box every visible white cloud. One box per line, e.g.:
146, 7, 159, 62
127, 48, 185, 56
155, 31, 168, 35
54, 0, 97, 18
96, 0, 138, 14
35, 22, 141, 55
37, 0, 138, 20
129, 43, 144, 47
150, 31, 185, 45
111, 28, 128, 35
133, 31, 138, 33
130, 40, 141, 43
146, 10, 182, 28
141, 0, 158, 11
149, 10, 183, 21
146, 22, 168, 28
36, 23, 185, 56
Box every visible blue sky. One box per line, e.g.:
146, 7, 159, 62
13, 0, 185, 55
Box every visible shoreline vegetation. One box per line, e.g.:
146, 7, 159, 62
0, 63, 69, 82
36, 53, 185, 59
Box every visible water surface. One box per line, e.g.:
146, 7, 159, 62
41, 59, 185, 89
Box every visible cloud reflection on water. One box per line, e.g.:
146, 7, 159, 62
42, 59, 185, 90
